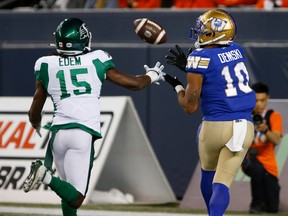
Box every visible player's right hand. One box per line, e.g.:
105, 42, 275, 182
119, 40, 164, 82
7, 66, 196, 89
144, 62, 165, 85
165, 44, 190, 72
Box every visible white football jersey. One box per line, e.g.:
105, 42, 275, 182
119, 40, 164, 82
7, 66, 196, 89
34, 50, 115, 137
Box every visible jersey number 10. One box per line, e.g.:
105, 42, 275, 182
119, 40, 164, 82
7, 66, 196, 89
221, 62, 252, 97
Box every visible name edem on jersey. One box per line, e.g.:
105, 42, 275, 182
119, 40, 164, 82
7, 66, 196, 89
187, 49, 243, 69
59, 56, 81, 66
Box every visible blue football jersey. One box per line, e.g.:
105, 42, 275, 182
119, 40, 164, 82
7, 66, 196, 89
186, 43, 255, 121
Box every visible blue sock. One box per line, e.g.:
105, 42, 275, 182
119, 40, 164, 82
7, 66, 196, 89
209, 183, 230, 216
200, 169, 215, 214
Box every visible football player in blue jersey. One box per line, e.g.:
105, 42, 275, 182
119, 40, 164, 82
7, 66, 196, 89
165, 9, 256, 216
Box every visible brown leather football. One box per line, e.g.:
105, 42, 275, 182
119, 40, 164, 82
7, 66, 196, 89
134, 18, 167, 44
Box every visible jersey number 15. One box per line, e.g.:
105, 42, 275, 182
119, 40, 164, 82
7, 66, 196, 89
56, 68, 92, 100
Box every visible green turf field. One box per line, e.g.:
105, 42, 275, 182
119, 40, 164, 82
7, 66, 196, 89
0, 202, 287, 216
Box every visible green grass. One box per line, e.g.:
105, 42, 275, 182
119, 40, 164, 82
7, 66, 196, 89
0, 202, 288, 216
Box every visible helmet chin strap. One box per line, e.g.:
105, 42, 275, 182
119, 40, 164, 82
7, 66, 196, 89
194, 34, 229, 48
84, 47, 91, 52
86, 32, 92, 52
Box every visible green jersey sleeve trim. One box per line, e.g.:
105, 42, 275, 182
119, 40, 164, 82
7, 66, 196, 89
92, 59, 114, 82
35, 63, 49, 89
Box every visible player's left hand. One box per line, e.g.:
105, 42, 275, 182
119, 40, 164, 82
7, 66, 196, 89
35, 124, 42, 137
144, 62, 165, 85
165, 44, 192, 72
33, 111, 44, 137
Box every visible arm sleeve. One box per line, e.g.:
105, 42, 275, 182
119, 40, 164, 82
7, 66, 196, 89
34, 58, 49, 90
92, 50, 115, 82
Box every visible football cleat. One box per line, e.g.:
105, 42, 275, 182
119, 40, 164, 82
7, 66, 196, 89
23, 160, 46, 193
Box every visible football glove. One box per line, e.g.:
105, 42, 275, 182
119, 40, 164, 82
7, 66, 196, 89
144, 62, 165, 85
164, 74, 185, 93
165, 44, 192, 72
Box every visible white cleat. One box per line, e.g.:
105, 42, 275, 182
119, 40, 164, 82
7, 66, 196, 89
23, 159, 46, 193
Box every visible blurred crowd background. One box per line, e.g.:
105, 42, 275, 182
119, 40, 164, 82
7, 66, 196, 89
1, 0, 287, 10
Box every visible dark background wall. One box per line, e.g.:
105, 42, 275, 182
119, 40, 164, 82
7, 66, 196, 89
1, 9, 288, 199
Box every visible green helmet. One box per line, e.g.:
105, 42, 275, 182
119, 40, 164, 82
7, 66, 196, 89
55, 18, 91, 55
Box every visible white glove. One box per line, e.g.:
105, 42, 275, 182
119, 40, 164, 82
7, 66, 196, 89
144, 62, 166, 85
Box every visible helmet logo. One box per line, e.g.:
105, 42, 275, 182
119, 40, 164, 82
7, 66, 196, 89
210, 18, 227, 32
66, 43, 72, 48
80, 24, 89, 40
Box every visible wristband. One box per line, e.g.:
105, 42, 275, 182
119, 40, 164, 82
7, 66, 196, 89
175, 85, 185, 93
146, 71, 158, 83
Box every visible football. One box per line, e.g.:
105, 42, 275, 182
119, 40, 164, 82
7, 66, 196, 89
134, 18, 167, 45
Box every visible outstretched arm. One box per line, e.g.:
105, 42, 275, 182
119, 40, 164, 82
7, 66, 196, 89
106, 68, 151, 90
106, 62, 165, 91
165, 72, 202, 114
178, 73, 202, 114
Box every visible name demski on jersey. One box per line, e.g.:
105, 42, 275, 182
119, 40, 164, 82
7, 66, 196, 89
217, 49, 243, 63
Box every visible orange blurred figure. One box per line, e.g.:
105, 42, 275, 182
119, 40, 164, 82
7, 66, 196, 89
217, 0, 257, 6
173, 0, 216, 8
256, 0, 288, 8
119, 0, 161, 8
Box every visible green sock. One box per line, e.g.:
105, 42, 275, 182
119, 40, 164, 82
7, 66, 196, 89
49, 176, 79, 207
61, 200, 77, 216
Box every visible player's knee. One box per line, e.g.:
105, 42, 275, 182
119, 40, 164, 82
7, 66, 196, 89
72, 193, 85, 209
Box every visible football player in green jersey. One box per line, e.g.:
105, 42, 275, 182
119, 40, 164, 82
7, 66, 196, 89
23, 17, 165, 216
